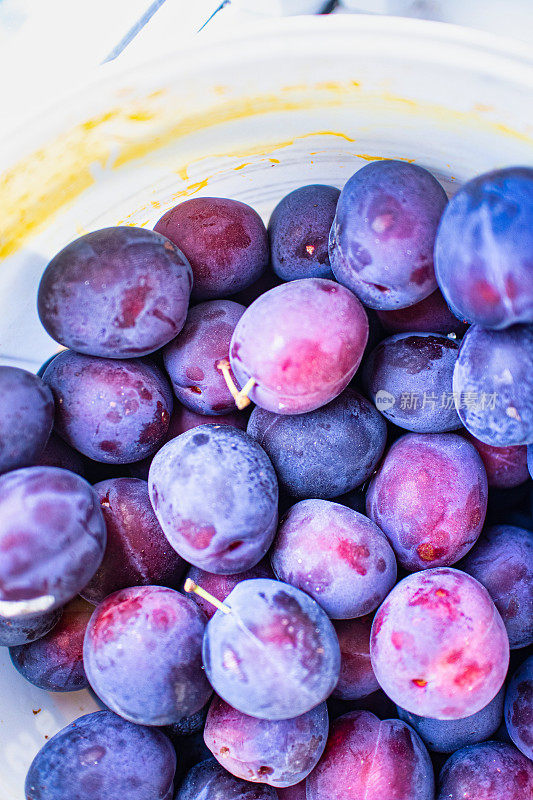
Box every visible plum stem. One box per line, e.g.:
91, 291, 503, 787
216, 358, 255, 410
184, 579, 231, 615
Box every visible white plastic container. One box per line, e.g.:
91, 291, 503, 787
0, 14, 532, 798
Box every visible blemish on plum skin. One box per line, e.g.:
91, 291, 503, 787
412, 678, 427, 688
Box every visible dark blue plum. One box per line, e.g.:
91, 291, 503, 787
363, 333, 461, 433
35, 432, 86, 476
435, 167, 533, 329
37, 226, 193, 358
204, 695, 328, 787
43, 350, 173, 463
149, 425, 278, 574
268, 184, 339, 281
377, 288, 468, 336
528, 445, 533, 478
0, 466, 106, 615
154, 197, 269, 301
24, 710, 176, 800
163, 300, 245, 415
329, 160, 446, 310
163, 704, 209, 740
436, 741, 533, 800
176, 758, 278, 800
247, 387, 387, 499
453, 324, 533, 446
505, 655, 533, 760
84, 585, 212, 725
0, 607, 62, 647
0, 367, 54, 474
202, 578, 340, 720
397, 685, 505, 753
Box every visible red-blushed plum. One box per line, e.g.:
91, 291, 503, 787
247, 388, 387, 499
268, 185, 339, 281
376, 288, 468, 336
10, 596, 93, 691
271, 501, 397, 619
83, 586, 212, 725
182, 560, 274, 620
452, 324, 533, 446
505, 656, 533, 759
80, 478, 186, 605
154, 197, 269, 301
332, 615, 380, 701
306, 710, 434, 800
370, 568, 509, 720
229, 279, 368, 415
175, 758, 278, 800
35, 432, 86, 477
202, 579, 340, 720
362, 333, 461, 433
0, 608, 62, 647
43, 351, 173, 464
397, 685, 505, 753
463, 432, 529, 488
37, 227, 193, 358
24, 710, 176, 800
434, 167, 533, 329
163, 300, 245, 415
0, 467, 106, 615
436, 741, 533, 800
204, 695, 328, 787
329, 160, 446, 310
0, 367, 54, 474
276, 784, 306, 800
366, 433, 488, 571
459, 525, 533, 649
148, 425, 278, 574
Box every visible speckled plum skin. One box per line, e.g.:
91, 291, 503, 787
0, 367, 54, 474
332, 615, 380, 701
37, 227, 193, 358
505, 656, 533, 759
452, 324, 533, 446
203, 579, 340, 720
435, 167, 533, 329
275, 784, 306, 800
0, 467, 106, 615
268, 185, 339, 281
436, 741, 533, 800
363, 333, 462, 433
25, 710, 176, 800
35, 432, 86, 476
81, 478, 186, 605
329, 160, 446, 310
148, 425, 278, 574
154, 197, 269, 301
10, 597, 93, 691
377, 288, 468, 336
366, 433, 488, 571
247, 388, 387, 499
459, 525, 533, 650
83, 586, 212, 725
163, 300, 245, 415
176, 759, 278, 800
463, 432, 529, 488
183, 560, 274, 620
204, 695, 328, 788
397, 685, 505, 753
370, 568, 509, 720
307, 710, 434, 800
271, 501, 397, 619
0, 608, 62, 647
44, 350, 173, 463
229, 279, 368, 415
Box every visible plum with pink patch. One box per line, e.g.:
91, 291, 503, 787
80, 478, 186, 605
370, 567, 509, 720
229, 279, 368, 414
182, 559, 274, 620
376, 288, 467, 336
43, 350, 173, 463
436, 741, 533, 800
176, 758, 278, 800
307, 710, 434, 800
37, 226, 193, 358
366, 432, 488, 570
271, 500, 397, 619
505, 655, 533, 759
163, 300, 245, 415
202, 578, 340, 720
459, 524, 532, 649
204, 695, 328, 787
332, 615, 380, 701
83, 585, 212, 725
463, 432, 529, 488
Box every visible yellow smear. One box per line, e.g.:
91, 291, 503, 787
233, 162, 252, 170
